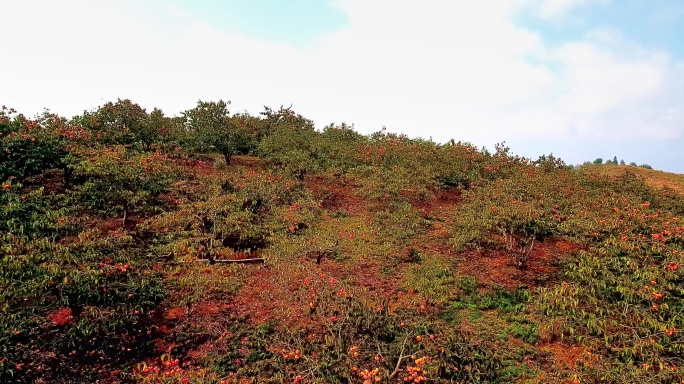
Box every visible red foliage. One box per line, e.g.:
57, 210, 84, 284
165, 307, 186, 321
47, 308, 73, 326
458, 239, 581, 289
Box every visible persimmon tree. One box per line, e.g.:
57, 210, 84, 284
79, 99, 149, 147
318, 123, 367, 173
138, 107, 167, 151
70, 147, 179, 224
230, 112, 269, 154
182, 100, 246, 164
258, 107, 320, 180
451, 169, 568, 268
260, 105, 315, 137
0, 108, 76, 183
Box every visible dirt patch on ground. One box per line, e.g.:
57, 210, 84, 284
47, 307, 73, 326
408, 187, 463, 254
230, 265, 313, 329
165, 307, 186, 321
230, 155, 263, 168
458, 239, 581, 289
411, 187, 462, 215
306, 176, 370, 217
539, 342, 585, 369
229, 251, 406, 334
327, 258, 401, 305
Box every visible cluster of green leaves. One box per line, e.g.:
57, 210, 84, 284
451, 162, 577, 267
68, 146, 182, 223
0, 188, 165, 382
141, 167, 319, 262
536, 192, 684, 381
0, 108, 80, 183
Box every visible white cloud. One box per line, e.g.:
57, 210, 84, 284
554, 40, 668, 115
1, 0, 682, 153
538, 0, 589, 18
300, 1, 682, 143
543, 29, 682, 140
535, 0, 611, 19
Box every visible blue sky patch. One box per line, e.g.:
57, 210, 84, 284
516, 0, 684, 58
166, 0, 349, 47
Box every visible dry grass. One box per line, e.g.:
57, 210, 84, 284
581, 164, 684, 195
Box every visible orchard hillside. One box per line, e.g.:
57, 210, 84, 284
1, 100, 683, 383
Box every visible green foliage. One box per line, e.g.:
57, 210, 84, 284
451, 169, 570, 268
79, 99, 148, 147
0, 185, 72, 241
69, 146, 180, 222
317, 123, 366, 172
142, 107, 176, 151
373, 202, 430, 245
258, 111, 320, 180
508, 320, 539, 344
436, 332, 507, 382
230, 112, 268, 154
149, 173, 314, 254
432, 141, 486, 189
0, 196, 165, 381
0, 109, 75, 183
402, 257, 454, 304
476, 288, 531, 313
260, 106, 315, 134
534, 153, 567, 172
456, 276, 479, 295
182, 100, 245, 164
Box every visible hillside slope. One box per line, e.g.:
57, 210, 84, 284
2, 103, 683, 383
581, 163, 684, 195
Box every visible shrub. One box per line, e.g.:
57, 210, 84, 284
69, 147, 180, 224
259, 119, 320, 181
451, 171, 569, 268
0, 218, 165, 382
141, 167, 317, 263
437, 332, 506, 382
0, 108, 75, 183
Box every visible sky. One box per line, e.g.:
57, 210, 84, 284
2, 0, 683, 172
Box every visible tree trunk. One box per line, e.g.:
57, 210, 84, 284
122, 201, 128, 226
63, 165, 73, 189
223, 151, 231, 165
